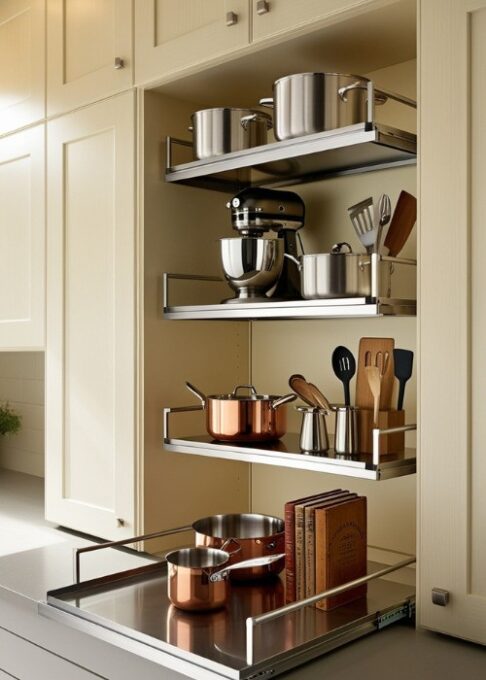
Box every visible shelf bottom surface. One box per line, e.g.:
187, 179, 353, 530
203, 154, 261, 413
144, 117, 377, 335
45, 561, 415, 679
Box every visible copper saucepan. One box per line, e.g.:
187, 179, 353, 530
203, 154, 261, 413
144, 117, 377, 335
193, 513, 285, 580
186, 382, 296, 442
166, 547, 285, 612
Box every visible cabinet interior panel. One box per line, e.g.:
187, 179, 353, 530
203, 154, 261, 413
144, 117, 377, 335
63, 129, 116, 510
154, 0, 222, 45
64, 0, 116, 83
0, 7, 31, 110
0, 155, 31, 322
470, 4, 486, 599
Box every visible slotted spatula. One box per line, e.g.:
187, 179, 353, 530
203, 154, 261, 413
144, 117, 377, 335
331, 346, 356, 406
348, 197, 376, 253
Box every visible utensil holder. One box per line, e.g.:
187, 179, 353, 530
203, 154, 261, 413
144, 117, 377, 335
297, 406, 329, 453
333, 406, 359, 455
357, 408, 405, 454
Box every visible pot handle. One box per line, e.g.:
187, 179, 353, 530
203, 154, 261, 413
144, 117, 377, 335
240, 113, 273, 130
331, 242, 353, 254
185, 381, 207, 407
209, 553, 285, 582
271, 393, 297, 410
258, 97, 274, 108
232, 384, 258, 397
338, 82, 417, 109
220, 537, 242, 555
284, 252, 302, 270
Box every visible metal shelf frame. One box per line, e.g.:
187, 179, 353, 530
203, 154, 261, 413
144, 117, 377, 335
163, 405, 417, 480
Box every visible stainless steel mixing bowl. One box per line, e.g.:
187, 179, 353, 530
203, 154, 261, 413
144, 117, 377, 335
220, 237, 284, 302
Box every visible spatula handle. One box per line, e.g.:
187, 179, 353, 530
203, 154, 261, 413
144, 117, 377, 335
397, 380, 406, 411
344, 381, 351, 407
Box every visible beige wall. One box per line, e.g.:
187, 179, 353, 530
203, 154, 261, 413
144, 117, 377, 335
250, 60, 417, 557
0, 353, 44, 477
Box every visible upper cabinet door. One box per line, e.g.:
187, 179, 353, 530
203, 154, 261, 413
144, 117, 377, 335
0, 126, 44, 350
135, 0, 250, 85
46, 91, 137, 539
420, 0, 486, 645
0, 0, 45, 135
47, 0, 133, 117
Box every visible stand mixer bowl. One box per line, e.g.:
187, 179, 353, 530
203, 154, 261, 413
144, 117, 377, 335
220, 238, 284, 302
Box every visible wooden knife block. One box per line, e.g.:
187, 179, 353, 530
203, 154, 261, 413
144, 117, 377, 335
357, 409, 405, 455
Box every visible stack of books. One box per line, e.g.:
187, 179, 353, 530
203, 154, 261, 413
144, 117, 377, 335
285, 489, 367, 610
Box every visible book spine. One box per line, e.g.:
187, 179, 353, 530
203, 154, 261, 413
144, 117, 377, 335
305, 507, 316, 598
284, 502, 296, 603
295, 505, 306, 600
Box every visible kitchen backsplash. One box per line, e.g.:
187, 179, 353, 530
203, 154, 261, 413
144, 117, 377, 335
0, 353, 44, 477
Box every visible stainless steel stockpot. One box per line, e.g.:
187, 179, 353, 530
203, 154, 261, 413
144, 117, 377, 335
189, 107, 272, 159
259, 72, 379, 141
285, 242, 371, 299
193, 513, 285, 581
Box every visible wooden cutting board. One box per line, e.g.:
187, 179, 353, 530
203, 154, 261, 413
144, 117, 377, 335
355, 337, 395, 409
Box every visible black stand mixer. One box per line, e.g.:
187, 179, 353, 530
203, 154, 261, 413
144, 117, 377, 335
220, 187, 304, 302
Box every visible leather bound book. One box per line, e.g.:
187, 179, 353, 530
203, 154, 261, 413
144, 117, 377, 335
295, 490, 351, 599
315, 496, 367, 611
284, 490, 342, 603
304, 493, 357, 598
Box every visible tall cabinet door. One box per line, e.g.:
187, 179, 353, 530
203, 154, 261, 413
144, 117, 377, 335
46, 91, 137, 540
0, 0, 45, 135
0, 126, 45, 349
420, 0, 486, 644
47, 0, 133, 116
135, 0, 249, 85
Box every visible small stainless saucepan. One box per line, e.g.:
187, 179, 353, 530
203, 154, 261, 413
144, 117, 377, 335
166, 547, 285, 612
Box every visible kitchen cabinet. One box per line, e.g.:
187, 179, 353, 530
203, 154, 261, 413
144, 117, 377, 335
0, 125, 45, 350
47, 0, 133, 117
419, 0, 486, 646
134, 0, 250, 85
45, 91, 137, 540
0, 0, 45, 136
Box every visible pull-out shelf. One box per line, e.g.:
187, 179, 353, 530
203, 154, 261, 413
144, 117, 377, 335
42, 528, 416, 680
165, 122, 416, 191
163, 406, 416, 481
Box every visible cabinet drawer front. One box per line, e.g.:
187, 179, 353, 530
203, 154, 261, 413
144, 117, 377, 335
46, 91, 136, 540
47, 0, 133, 116
0, 126, 45, 349
0, 0, 45, 135
135, 0, 249, 85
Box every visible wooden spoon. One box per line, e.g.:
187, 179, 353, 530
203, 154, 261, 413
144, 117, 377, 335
289, 375, 318, 407
365, 366, 381, 426
307, 382, 332, 411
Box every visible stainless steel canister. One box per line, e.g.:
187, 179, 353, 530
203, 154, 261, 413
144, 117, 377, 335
259, 72, 372, 141
334, 406, 359, 455
297, 406, 329, 453
189, 108, 272, 160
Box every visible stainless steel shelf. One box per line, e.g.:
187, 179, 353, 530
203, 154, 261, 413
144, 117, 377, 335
165, 123, 416, 191
42, 527, 416, 680
163, 407, 417, 480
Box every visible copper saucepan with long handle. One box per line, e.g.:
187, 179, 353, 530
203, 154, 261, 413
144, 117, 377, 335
186, 382, 296, 442
166, 547, 285, 612
193, 513, 285, 581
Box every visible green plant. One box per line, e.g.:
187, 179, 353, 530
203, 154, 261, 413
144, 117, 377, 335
0, 403, 21, 436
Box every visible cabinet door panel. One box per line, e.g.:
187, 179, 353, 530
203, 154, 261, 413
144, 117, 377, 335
420, 0, 486, 644
0, 126, 44, 349
135, 0, 249, 85
47, 0, 132, 116
252, 0, 375, 42
46, 92, 136, 539
0, 0, 45, 135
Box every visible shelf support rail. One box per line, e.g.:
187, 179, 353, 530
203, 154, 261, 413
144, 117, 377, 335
163, 272, 223, 310
372, 423, 417, 468
245, 555, 416, 666
163, 405, 203, 442
369, 254, 417, 299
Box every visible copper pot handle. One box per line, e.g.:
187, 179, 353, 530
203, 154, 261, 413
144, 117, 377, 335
220, 537, 242, 555
209, 554, 285, 582
186, 381, 207, 407
271, 393, 297, 410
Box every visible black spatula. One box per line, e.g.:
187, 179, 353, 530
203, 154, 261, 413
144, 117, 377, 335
393, 348, 414, 410
331, 346, 356, 406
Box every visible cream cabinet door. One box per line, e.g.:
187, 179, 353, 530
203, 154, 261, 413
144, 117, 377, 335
47, 0, 133, 117
420, 0, 486, 644
251, 0, 377, 42
46, 91, 137, 539
135, 0, 249, 85
0, 0, 45, 135
0, 126, 44, 349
